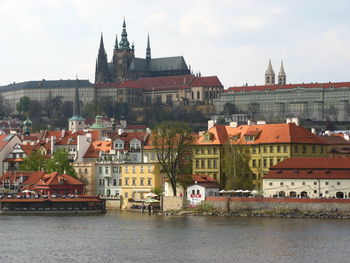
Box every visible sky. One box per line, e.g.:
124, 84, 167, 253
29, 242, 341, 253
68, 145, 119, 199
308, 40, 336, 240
1, 0, 349, 88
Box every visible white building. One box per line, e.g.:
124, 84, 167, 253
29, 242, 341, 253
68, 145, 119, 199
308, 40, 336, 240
187, 182, 220, 207
263, 157, 350, 199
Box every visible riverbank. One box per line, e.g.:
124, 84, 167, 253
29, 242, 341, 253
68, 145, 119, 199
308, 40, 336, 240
161, 209, 350, 219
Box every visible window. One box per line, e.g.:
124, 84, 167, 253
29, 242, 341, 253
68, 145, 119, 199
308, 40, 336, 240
302, 181, 306, 185
132, 166, 136, 173
320, 146, 324, 154
213, 148, 217, 154
197, 190, 200, 195
208, 148, 213, 154
270, 146, 274, 153
291, 182, 294, 186
258, 159, 261, 167
263, 159, 267, 168
208, 159, 212, 168
113, 179, 117, 186
263, 146, 267, 153
99, 179, 102, 186
277, 158, 281, 163
196, 160, 199, 169
84, 168, 88, 173
312, 146, 316, 154
283, 145, 288, 153
325, 182, 329, 185
98, 167, 102, 174
107, 179, 110, 186
105, 167, 109, 174
79, 168, 82, 173
314, 190, 317, 194
252, 147, 257, 153
148, 166, 152, 173
125, 178, 129, 185
140, 166, 144, 173
140, 178, 144, 186
201, 160, 205, 168
302, 146, 307, 154
125, 166, 129, 173
325, 191, 329, 194
213, 160, 217, 169
269, 182, 273, 186
314, 181, 317, 185
125, 192, 128, 198
147, 178, 152, 186
132, 178, 136, 185
294, 145, 299, 153
102, 179, 105, 186
252, 159, 256, 168
280, 182, 284, 186
277, 146, 281, 153
192, 189, 195, 194
113, 167, 118, 173
337, 182, 341, 185
119, 179, 122, 186
269, 159, 273, 167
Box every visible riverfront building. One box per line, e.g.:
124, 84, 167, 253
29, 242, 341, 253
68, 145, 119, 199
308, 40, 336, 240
263, 157, 350, 199
193, 123, 346, 189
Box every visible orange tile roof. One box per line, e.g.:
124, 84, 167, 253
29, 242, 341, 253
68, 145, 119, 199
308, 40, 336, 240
195, 123, 327, 145
0, 171, 45, 185
37, 172, 83, 186
83, 140, 112, 158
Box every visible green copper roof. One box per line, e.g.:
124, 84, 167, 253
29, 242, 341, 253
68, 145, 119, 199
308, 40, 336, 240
89, 123, 106, 129
23, 118, 32, 126
69, 115, 85, 121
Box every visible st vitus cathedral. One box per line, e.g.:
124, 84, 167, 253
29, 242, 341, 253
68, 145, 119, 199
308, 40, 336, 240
95, 19, 191, 83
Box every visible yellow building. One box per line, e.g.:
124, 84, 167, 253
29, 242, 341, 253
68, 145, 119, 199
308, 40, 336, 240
193, 123, 330, 189
73, 162, 96, 195
120, 163, 162, 207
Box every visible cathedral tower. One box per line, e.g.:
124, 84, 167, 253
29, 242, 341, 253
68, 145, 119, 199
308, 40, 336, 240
265, 59, 275, 85
69, 78, 85, 132
95, 34, 110, 83
278, 61, 286, 85
112, 18, 135, 82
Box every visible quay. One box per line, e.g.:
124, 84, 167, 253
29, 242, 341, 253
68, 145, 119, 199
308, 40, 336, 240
0, 196, 106, 215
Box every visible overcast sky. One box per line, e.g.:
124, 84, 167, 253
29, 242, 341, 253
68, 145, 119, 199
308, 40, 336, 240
1, 0, 349, 88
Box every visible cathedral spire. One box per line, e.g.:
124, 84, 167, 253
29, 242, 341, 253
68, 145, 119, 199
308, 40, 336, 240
119, 18, 130, 49
146, 33, 151, 60
114, 34, 119, 50
95, 33, 109, 83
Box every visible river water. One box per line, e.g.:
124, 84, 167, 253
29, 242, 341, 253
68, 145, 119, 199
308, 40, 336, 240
0, 212, 349, 263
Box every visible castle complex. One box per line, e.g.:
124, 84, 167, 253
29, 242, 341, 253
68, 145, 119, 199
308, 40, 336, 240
95, 19, 191, 83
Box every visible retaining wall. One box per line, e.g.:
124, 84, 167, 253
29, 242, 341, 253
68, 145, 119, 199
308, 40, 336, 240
206, 197, 350, 213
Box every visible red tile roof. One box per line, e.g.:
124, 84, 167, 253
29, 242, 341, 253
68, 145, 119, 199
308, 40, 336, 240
226, 82, 350, 93
36, 172, 83, 186
94, 75, 223, 91
0, 171, 45, 185
265, 157, 350, 179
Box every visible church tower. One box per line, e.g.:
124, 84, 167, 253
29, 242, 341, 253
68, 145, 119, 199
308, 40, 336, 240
112, 18, 135, 82
69, 78, 85, 132
95, 34, 110, 83
278, 61, 286, 85
146, 34, 151, 66
265, 59, 275, 85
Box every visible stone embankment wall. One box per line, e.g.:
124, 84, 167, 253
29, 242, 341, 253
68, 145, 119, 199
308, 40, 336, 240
162, 196, 185, 211
206, 197, 350, 213
103, 198, 121, 210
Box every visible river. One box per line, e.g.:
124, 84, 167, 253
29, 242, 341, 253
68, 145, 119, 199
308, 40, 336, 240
0, 212, 349, 263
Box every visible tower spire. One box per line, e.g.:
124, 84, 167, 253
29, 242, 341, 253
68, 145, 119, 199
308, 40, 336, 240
265, 59, 275, 85
114, 34, 119, 50
95, 33, 109, 83
119, 18, 130, 49
146, 33, 151, 60
278, 61, 286, 85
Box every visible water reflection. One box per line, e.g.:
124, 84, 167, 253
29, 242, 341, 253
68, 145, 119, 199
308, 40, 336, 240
0, 212, 350, 263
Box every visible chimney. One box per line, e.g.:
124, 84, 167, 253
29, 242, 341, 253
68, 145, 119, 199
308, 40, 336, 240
61, 130, 66, 138
229, 122, 238, 128
51, 136, 56, 154
118, 128, 124, 135
311, 128, 316, 134
208, 120, 216, 130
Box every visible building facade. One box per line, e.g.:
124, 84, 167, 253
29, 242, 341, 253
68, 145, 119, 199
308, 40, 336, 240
215, 61, 350, 122
263, 157, 350, 198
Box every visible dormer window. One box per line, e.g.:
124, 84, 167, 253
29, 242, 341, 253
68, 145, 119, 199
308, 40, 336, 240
244, 135, 255, 142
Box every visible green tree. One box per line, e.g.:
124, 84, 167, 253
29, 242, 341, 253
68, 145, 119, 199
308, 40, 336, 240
45, 149, 77, 178
223, 102, 239, 115
247, 102, 259, 121
0, 94, 11, 119
223, 138, 254, 190
16, 96, 31, 115
19, 150, 47, 172
152, 121, 193, 196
